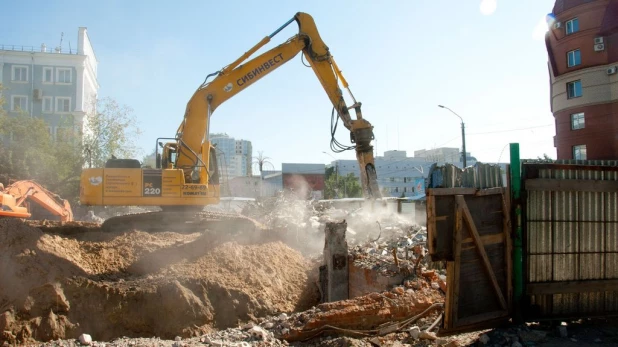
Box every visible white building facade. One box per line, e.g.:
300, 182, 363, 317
0, 27, 99, 139
210, 133, 253, 178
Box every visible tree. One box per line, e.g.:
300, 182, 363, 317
82, 97, 142, 168
324, 172, 362, 199
252, 151, 273, 177
0, 110, 83, 201
0, 89, 141, 205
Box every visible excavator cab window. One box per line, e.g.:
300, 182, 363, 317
208, 147, 219, 185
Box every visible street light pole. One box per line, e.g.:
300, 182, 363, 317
322, 151, 339, 199
438, 105, 467, 167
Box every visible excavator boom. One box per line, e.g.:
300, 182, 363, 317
1, 180, 73, 222
174, 12, 381, 198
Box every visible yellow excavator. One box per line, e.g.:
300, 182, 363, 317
80, 12, 381, 232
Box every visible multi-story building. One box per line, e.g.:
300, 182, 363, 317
210, 133, 253, 178
282, 163, 325, 200
414, 147, 476, 164
334, 150, 432, 198
545, 0, 618, 159
0, 27, 99, 139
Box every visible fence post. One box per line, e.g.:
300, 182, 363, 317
509, 143, 523, 323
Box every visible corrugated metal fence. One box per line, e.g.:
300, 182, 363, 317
522, 160, 618, 319
428, 162, 505, 189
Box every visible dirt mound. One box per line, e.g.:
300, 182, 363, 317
0, 219, 319, 344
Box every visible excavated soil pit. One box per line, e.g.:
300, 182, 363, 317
0, 218, 320, 344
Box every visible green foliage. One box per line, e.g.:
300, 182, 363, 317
324, 172, 362, 199
0, 112, 84, 201
0, 86, 141, 205
325, 166, 335, 180
82, 97, 142, 168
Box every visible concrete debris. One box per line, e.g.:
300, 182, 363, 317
478, 333, 490, 344
248, 326, 268, 340
419, 331, 437, 340
557, 325, 568, 338
78, 333, 92, 345
408, 326, 421, 339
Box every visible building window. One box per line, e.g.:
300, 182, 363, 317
566, 18, 579, 35
42, 96, 53, 114
567, 49, 581, 67
573, 144, 586, 160
43, 67, 53, 83
11, 66, 28, 82
567, 80, 582, 99
571, 112, 585, 130
56, 68, 72, 84
11, 95, 28, 112
56, 97, 71, 113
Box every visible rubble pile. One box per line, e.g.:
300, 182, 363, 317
0, 218, 319, 345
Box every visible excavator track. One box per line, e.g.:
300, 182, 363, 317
101, 210, 264, 234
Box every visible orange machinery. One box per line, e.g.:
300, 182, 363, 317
0, 180, 73, 221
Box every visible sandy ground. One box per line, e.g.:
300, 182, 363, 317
0, 218, 319, 343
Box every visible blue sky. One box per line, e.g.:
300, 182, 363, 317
2, 0, 556, 168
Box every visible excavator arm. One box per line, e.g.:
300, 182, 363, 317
173, 12, 381, 198
2, 180, 73, 222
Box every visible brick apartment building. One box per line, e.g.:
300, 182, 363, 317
545, 0, 618, 160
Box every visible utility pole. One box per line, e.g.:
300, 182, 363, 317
438, 105, 467, 167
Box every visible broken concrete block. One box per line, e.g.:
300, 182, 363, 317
557, 325, 568, 338
408, 326, 421, 339
249, 326, 268, 340
78, 333, 92, 345
262, 322, 274, 329
322, 221, 349, 302
419, 331, 437, 340
278, 313, 288, 321
0, 311, 15, 332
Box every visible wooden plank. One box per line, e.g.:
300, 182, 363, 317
451, 196, 463, 327
526, 279, 618, 295
457, 195, 508, 311
445, 197, 463, 329
475, 187, 506, 196
426, 195, 437, 257
501, 191, 513, 310
525, 178, 618, 192
453, 310, 509, 327
444, 261, 455, 329
461, 232, 505, 246
428, 188, 477, 196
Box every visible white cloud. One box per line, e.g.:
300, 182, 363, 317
480, 0, 497, 15
532, 16, 549, 41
